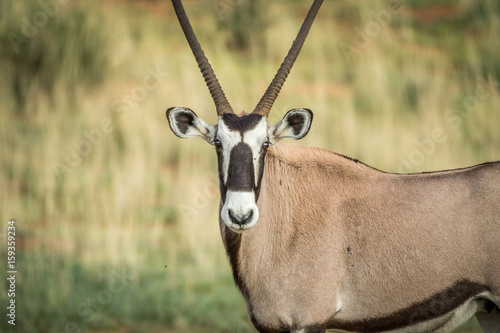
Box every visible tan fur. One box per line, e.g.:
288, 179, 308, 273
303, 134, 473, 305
220, 142, 500, 332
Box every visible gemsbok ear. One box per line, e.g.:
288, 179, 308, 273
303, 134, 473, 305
166, 107, 216, 144
268, 108, 313, 144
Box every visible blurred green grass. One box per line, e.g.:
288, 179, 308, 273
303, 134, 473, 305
1, 0, 499, 332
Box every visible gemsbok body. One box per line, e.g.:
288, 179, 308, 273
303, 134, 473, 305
165, 0, 500, 332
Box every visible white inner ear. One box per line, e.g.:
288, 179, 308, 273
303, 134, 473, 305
268, 109, 312, 144
267, 121, 287, 145
168, 108, 216, 144
186, 116, 216, 143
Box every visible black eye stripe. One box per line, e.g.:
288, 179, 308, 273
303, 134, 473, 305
254, 143, 268, 200
214, 139, 223, 151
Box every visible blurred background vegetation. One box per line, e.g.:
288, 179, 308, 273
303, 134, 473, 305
1, 0, 499, 332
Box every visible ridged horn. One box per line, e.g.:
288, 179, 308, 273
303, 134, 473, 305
252, 0, 323, 117
171, 0, 234, 116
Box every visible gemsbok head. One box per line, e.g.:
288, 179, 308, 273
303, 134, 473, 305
165, 0, 500, 332
166, 0, 319, 233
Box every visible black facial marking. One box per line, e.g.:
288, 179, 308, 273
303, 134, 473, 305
326, 280, 489, 332
216, 146, 227, 202
227, 142, 255, 192
174, 111, 194, 135
222, 113, 263, 135
254, 144, 268, 200
216, 113, 268, 203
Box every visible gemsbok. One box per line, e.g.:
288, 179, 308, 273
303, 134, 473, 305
165, 0, 500, 332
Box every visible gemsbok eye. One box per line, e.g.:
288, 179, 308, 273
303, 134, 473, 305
214, 139, 222, 150
262, 141, 270, 149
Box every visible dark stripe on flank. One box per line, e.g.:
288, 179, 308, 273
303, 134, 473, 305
327, 280, 489, 332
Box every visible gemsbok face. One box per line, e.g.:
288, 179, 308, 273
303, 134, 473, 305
166, 0, 319, 232
167, 107, 312, 232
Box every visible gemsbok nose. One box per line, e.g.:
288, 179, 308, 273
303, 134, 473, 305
229, 209, 254, 226
220, 191, 259, 232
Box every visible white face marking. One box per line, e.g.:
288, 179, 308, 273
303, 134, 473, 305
217, 117, 243, 185
242, 119, 268, 187
217, 116, 268, 232
220, 191, 259, 232
217, 116, 268, 187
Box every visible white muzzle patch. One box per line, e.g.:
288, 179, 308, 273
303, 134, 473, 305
221, 191, 259, 233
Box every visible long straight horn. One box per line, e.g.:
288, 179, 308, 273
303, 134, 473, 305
253, 0, 323, 117
171, 0, 234, 116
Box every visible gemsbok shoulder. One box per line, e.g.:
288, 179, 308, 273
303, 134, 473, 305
165, 0, 500, 332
